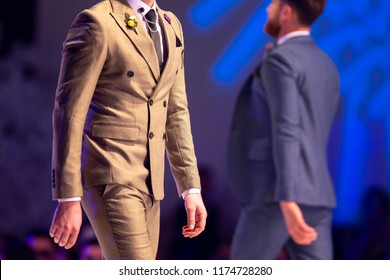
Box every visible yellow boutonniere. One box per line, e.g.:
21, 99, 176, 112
125, 13, 138, 34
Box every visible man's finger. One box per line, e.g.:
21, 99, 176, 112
53, 230, 63, 244
182, 228, 200, 238
182, 215, 206, 238
65, 232, 79, 249
49, 225, 57, 238
187, 227, 203, 238
186, 206, 196, 230
58, 231, 71, 247
291, 230, 314, 245
299, 222, 317, 233
291, 228, 318, 245
296, 227, 317, 240
197, 212, 207, 230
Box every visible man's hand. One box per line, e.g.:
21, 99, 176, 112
49, 201, 82, 249
280, 201, 317, 245
182, 193, 207, 238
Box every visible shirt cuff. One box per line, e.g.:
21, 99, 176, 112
181, 188, 201, 199
57, 197, 81, 202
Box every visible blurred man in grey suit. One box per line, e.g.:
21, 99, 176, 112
228, 0, 340, 259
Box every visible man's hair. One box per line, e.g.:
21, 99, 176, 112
282, 0, 326, 26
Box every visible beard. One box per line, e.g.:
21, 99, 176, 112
264, 16, 281, 38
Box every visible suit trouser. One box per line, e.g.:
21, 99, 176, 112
231, 203, 333, 260
81, 184, 160, 260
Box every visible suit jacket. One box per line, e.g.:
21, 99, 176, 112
51, 0, 200, 200
228, 36, 340, 209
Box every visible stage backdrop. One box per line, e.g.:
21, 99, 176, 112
1, 0, 389, 240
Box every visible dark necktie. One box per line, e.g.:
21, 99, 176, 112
145, 9, 163, 69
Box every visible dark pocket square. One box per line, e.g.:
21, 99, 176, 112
176, 36, 182, 47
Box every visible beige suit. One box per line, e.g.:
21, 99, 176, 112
51, 0, 201, 259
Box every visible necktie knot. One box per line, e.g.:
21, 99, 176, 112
145, 9, 157, 30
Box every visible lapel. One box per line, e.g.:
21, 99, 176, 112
109, 0, 160, 81
152, 7, 177, 97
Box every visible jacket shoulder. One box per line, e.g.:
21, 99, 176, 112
74, 0, 113, 20
89, 0, 113, 12
262, 47, 295, 77
67, 0, 114, 32
158, 8, 183, 37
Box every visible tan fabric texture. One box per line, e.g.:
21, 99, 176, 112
81, 184, 160, 260
51, 0, 201, 201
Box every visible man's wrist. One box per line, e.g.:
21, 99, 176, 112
57, 197, 81, 202
181, 188, 201, 199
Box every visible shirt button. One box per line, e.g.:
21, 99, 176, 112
149, 99, 154, 106
163, 101, 167, 108
127, 71, 134, 77
149, 132, 154, 139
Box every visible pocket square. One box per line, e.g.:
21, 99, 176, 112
176, 36, 182, 47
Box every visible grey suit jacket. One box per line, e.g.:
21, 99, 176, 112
228, 36, 340, 209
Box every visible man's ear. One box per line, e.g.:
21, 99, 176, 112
279, 2, 294, 21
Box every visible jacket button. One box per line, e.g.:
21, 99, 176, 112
149, 132, 154, 139
149, 99, 154, 106
163, 101, 167, 107
127, 71, 134, 77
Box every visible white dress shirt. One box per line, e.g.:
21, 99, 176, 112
127, 0, 164, 62
277, 30, 310, 45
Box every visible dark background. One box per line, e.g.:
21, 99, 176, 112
1, 0, 390, 260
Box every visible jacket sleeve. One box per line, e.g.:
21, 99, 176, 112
51, 10, 107, 199
261, 53, 301, 202
164, 14, 201, 196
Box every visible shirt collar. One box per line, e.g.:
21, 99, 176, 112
127, 0, 157, 17
277, 30, 310, 46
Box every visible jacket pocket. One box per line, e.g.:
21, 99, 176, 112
91, 123, 139, 141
